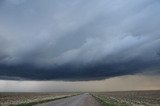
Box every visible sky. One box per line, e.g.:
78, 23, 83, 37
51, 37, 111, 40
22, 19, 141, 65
0, 0, 160, 91
1, 74, 160, 92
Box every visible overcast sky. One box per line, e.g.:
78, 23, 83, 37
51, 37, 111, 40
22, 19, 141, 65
0, 0, 160, 84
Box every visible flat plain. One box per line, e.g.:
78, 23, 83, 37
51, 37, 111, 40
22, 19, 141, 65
0, 90, 160, 106
93, 90, 160, 106
0, 92, 77, 106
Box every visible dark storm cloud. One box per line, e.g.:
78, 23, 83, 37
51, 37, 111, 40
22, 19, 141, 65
0, 0, 160, 80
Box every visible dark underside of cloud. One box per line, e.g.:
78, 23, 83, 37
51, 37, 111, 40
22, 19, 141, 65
0, 0, 160, 81
0, 58, 160, 81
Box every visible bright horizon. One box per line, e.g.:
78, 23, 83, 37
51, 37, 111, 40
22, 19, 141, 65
0, 74, 160, 92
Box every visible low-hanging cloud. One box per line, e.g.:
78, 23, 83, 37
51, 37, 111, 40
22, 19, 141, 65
0, 0, 160, 80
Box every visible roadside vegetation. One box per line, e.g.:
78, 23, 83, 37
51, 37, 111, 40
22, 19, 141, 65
13, 95, 73, 106
92, 90, 160, 106
92, 94, 129, 106
0, 92, 78, 106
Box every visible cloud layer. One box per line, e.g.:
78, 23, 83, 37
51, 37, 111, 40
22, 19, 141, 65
0, 0, 160, 80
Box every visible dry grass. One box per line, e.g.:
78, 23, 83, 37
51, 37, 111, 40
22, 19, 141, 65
93, 90, 160, 106
0, 92, 77, 106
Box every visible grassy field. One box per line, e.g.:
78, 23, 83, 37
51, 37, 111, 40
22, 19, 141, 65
92, 90, 160, 106
0, 92, 77, 106
0, 90, 159, 106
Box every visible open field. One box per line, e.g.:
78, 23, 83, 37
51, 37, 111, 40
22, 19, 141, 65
0, 91, 160, 106
0, 92, 77, 106
92, 90, 160, 106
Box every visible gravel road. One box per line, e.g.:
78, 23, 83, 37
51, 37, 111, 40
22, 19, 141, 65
34, 93, 100, 106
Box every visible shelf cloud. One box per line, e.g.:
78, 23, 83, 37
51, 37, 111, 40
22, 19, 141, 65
0, 0, 160, 80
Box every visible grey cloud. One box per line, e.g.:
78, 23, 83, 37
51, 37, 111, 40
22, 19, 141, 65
0, 0, 160, 80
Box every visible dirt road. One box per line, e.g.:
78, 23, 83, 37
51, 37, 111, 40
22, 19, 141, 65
35, 93, 100, 106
